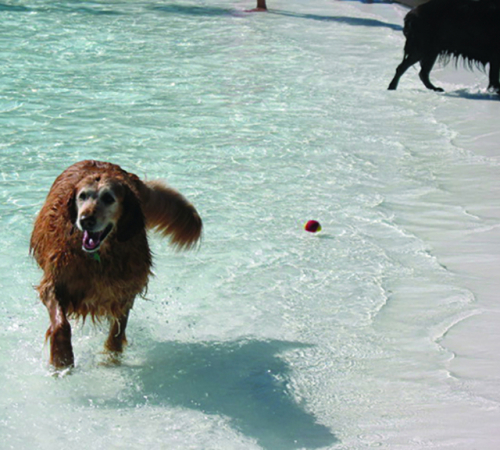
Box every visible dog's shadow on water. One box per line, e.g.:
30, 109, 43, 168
104, 340, 337, 450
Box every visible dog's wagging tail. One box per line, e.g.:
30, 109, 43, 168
30, 160, 202, 370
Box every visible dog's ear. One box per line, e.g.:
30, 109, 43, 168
67, 188, 77, 225
116, 185, 145, 242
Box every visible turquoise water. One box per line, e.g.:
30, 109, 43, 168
1, 0, 500, 448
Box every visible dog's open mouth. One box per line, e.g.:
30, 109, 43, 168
82, 224, 113, 253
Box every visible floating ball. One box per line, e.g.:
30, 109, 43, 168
304, 220, 321, 233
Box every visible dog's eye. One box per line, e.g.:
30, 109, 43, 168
78, 192, 88, 201
101, 193, 116, 205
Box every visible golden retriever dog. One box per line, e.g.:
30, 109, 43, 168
30, 160, 202, 370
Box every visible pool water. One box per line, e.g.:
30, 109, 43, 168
1, 0, 500, 448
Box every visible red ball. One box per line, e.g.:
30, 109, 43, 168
304, 220, 321, 233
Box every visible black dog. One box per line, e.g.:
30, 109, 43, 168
388, 0, 500, 93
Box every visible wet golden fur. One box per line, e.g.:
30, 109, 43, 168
30, 160, 202, 369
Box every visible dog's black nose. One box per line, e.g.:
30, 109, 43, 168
80, 215, 96, 230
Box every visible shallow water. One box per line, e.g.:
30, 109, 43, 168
1, 0, 500, 448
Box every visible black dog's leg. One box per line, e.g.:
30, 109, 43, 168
488, 58, 500, 94
388, 52, 420, 90
419, 52, 443, 92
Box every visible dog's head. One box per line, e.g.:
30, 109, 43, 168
73, 174, 144, 253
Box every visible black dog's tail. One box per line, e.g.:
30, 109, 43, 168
402, 11, 415, 39
401, 9, 429, 61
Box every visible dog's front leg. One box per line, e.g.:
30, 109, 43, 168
42, 285, 74, 369
105, 308, 131, 354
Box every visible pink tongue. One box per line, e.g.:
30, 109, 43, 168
83, 230, 101, 251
